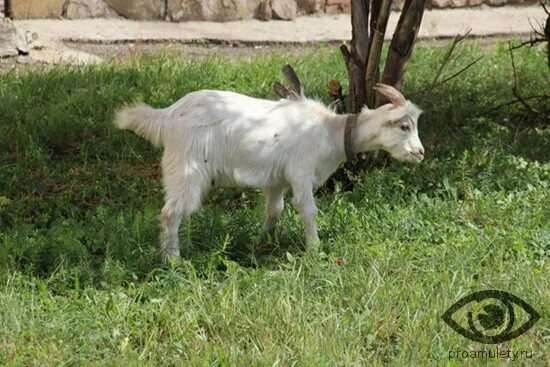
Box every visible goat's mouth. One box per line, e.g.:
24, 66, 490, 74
410, 151, 424, 162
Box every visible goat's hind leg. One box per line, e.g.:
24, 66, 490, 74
159, 198, 184, 260
262, 186, 287, 234
160, 156, 207, 262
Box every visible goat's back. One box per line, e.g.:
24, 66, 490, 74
159, 90, 335, 187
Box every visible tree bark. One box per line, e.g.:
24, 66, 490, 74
341, 0, 369, 113
377, 0, 426, 106
364, 0, 392, 108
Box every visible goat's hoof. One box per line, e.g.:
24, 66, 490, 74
305, 244, 319, 252
261, 231, 276, 244
161, 252, 181, 266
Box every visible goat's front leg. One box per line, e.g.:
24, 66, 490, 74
262, 186, 287, 234
290, 180, 319, 250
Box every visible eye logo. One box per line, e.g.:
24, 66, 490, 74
442, 290, 540, 344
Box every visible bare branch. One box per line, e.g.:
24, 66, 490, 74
422, 29, 471, 95
508, 41, 542, 115
344, 0, 370, 112
408, 55, 483, 97
377, 0, 427, 106
340, 44, 352, 65
364, 0, 392, 108
508, 36, 546, 51
507, 2, 549, 69
480, 37, 549, 119
480, 95, 549, 116
543, 0, 550, 16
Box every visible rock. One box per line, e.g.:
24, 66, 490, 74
10, 0, 65, 19
166, 0, 202, 21
258, 0, 272, 21
15, 29, 29, 54
271, 0, 297, 20
485, 0, 507, 5
105, 0, 164, 20
1, 0, 5, 18
167, 0, 261, 22
430, 0, 452, 8
324, 0, 350, 14
26, 31, 39, 44
296, 0, 321, 14
66, 0, 119, 19
451, 0, 468, 6
468, 0, 484, 6
0, 18, 17, 57
29, 46, 103, 65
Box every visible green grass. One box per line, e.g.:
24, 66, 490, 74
0, 42, 549, 366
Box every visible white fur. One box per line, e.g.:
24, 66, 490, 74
114, 89, 424, 259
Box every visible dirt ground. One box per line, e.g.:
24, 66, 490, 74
2, 4, 545, 72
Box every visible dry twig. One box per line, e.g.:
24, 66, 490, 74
408, 56, 483, 98
407, 29, 479, 98
508, 41, 545, 116
480, 95, 548, 116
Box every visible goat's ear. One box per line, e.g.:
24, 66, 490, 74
373, 83, 406, 107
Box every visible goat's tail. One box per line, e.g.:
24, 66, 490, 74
114, 103, 165, 147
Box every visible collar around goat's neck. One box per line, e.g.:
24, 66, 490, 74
344, 114, 359, 162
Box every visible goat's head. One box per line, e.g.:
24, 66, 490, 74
355, 83, 424, 163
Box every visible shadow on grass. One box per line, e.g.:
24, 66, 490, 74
0, 44, 548, 283
183, 196, 306, 270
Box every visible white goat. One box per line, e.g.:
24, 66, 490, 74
114, 84, 424, 259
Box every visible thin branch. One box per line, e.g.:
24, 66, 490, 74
377, 0, 427, 104
408, 55, 483, 97
527, 17, 541, 36
508, 41, 541, 115
480, 95, 548, 116
364, 0, 392, 108
340, 44, 352, 65
434, 30, 471, 79
509, 36, 546, 51
417, 29, 472, 96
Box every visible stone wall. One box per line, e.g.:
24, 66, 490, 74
5, 0, 540, 21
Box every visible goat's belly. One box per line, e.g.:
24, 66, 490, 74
312, 159, 341, 187
213, 168, 284, 188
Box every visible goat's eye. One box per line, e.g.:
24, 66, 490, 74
400, 124, 411, 132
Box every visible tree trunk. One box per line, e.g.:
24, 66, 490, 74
342, 0, 426, 110
364, 0, 392, 108
377, 0, 426, 106
341, 0, 369, 113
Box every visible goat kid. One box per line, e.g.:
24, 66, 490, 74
115, 84, 424, 260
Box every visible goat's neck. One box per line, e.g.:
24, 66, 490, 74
328, 114, 379, 161
353, 114, 381, 153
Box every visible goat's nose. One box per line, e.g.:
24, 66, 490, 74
419, 148, 425, 156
